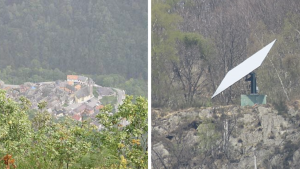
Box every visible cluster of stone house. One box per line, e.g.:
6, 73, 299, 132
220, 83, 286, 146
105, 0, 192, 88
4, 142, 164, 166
65, 75, 95, 103
0, 75, 113, 125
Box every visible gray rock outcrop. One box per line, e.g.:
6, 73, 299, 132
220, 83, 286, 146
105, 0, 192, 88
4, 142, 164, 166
152, 104, 300, 169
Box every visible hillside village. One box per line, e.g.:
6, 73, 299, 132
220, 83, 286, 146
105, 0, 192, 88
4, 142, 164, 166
0, 75, 125, 129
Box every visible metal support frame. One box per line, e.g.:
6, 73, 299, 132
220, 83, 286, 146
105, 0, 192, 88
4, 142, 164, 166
245, 72, 257, 94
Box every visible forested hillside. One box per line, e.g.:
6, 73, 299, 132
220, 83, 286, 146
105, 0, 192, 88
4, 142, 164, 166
152, 0, 300, 108
0, 0, 147, 96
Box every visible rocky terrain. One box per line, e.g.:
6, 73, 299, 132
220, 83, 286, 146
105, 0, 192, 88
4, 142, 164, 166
152, 102, 300, 169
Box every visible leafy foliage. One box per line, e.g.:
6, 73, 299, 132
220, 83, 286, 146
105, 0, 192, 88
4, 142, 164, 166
152, 0, 182, 107
197, 119, 221, 153
96, 96, 148, 168
0, 90, 148, 168
0, 90, 31, 155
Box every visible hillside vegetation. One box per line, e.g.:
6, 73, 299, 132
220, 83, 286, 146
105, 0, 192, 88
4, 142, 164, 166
152, 0, 300, 108
0, 0, 147, 97
0, 90, 148, 168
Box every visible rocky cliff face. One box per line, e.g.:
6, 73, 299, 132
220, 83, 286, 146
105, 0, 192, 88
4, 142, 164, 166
152, 102, 300, 169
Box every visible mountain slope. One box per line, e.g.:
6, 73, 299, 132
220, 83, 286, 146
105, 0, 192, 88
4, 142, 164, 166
0, 0, 147, 79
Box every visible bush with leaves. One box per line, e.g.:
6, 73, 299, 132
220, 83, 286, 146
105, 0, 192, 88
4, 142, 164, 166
0, 90, 32, 167
0, 90, 148, 168
0, 91, 92, 168
96, 95, 148, 168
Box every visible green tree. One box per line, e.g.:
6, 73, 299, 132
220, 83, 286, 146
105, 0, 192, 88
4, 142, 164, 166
96, 95, 148, 168
0, 91, 92, 168
0, 91, 32, 168
152, 0, 182, 107
197, 119, 221, 153
0, 87, 148, 168
0, 90, 31, 154
172, 33, 214, 107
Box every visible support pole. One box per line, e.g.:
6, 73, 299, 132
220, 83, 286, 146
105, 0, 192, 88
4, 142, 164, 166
254, 151, 257, 169
246, 72, 257, 94
251, 72, 256, 94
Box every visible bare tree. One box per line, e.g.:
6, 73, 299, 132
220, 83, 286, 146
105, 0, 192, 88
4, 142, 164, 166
172, 33, 212, 106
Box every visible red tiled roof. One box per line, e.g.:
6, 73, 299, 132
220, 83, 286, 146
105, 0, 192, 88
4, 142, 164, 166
67, 81, 74, 85
72, 114, 81, 121
95, 105, 104, 110
67, 75, 78, 80
75, 84, 81, 90
85, 109, 94, 114
3, 87, 11, 90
